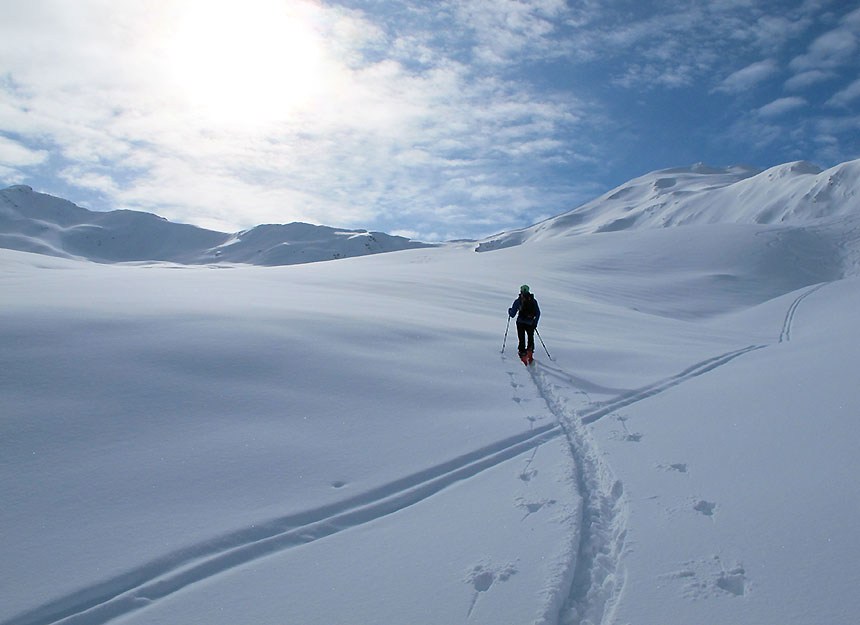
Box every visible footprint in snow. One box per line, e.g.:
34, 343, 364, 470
662, 556, 747, 599
516, 497, 557, 520
611, 415, 643, 442
694, 500, 717, 516
518, 468, 538, 482
465, 562, 518, 616
716, 565, 747, 596
610, 429, 644, 443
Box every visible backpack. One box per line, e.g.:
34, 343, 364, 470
519, 292, 537, 320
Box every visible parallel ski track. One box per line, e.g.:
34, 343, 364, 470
579, 345, 766, 425
779, 282, 827, 343
4, 424, 562, 625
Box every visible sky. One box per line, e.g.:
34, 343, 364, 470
0, 0, 858, 241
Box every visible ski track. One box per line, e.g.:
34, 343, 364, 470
526, 344, 764, 624
528, 364, 627, 625
779, 282, 827, 343
3, 425, 562, 625
579, 345, 766, 426
521, 280, 831, 624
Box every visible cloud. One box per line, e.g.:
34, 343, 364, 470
840, 6, 860, 29
577, 3, 818, 92
0, 135, 49, 167
0, 0, 599, 239
756, 96, 808, 117
826, 78, 860, 107
716, 59, 780, 93
449, 0, 570, 64
789, 26, 858, 71
752, 14, 813, 52
784, 69, 836, 91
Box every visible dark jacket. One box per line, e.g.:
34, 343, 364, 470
509, 293, 540, 326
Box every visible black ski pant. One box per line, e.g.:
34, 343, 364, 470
516, 322, 535, 354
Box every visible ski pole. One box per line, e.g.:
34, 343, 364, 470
535, 327, 553, 361
501, 316, 511, 353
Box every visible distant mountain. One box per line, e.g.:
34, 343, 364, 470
477, 158, 860, 251
4, 157, 859, 265
0, 185, 434, 265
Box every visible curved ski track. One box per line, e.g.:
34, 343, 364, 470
779, 282, 827, 343
4, 425, 562, 625
519, 280, 832, 624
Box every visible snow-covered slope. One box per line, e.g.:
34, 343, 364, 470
2, 158, 860, 625
0, 185, 433, 265
3, 218, 859, 625
477, 158, 860, 251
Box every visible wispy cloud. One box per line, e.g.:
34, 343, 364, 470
573, 2, 820, 92
757, 96, 808, 117
0, 135, 49, 167
784, 69, 836, 91
716, 60, 780, 94
449, 0, 569, 64
826, 79, 860, 107
0, 0, 600, 238
789, 10, 860, 72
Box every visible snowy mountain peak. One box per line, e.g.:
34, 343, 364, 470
762, 160, 823, 178
476, 157, 860, 251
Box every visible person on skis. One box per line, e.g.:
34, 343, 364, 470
509, 284, 540, 365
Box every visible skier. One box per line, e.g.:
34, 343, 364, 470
508, 284, 540, 365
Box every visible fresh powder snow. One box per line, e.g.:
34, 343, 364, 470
1, 158, 859, 625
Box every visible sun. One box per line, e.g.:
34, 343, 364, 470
165, 0, 327, 127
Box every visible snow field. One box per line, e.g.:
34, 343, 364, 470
3, 193, 860, 625
588, 279, 860, 625
1, 246, 583, 625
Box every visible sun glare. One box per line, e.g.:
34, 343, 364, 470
165, 0, 327, 127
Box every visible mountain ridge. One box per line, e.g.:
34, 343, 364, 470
476, 158, 860, 252
3, 156, 858, 265
0, 185, 434, 265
